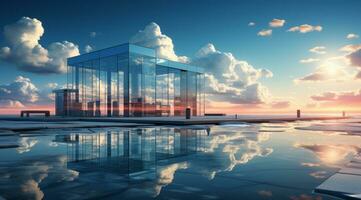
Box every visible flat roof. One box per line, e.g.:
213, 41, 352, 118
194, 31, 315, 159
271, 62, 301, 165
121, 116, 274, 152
68, 43, 204, 73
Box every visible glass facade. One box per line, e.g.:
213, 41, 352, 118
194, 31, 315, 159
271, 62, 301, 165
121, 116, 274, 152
65, 43, 205, 117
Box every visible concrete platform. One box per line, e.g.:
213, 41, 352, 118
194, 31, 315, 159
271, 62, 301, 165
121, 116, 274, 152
315, 155, 361, 199
0, 115, 349, 126
0, 120, 150, 131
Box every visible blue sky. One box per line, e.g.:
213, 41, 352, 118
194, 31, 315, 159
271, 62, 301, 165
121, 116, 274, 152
1, 0, 361, 113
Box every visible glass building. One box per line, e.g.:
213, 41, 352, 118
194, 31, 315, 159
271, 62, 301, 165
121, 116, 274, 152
63, 43, 205, 117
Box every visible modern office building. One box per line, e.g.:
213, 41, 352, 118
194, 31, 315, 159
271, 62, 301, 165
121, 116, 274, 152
55, 43, 205, 117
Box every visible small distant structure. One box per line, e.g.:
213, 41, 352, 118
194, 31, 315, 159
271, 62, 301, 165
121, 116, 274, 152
186, 108, 191, 119
53, 89, 78, 116
204, 113, 226, 116
342, 111, 346, 117
20, 110, 50, 117
297, 109, 301, 118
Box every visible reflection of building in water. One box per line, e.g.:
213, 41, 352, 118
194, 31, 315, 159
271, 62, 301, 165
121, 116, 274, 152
54, 128, 208, 179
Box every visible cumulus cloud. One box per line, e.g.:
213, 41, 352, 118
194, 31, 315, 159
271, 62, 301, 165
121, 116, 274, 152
248, 22, 255, 26
84, 45, 93, 53
348, 49, 361, 67
257, 29, 272, 36
309, 46, 326, 54
192, 43, 273, 104
294, 65, 350, 83
347, 33, 359, 39
287, 24, 322, 33
0, 100, 24, 108
129, 22, 274, 106
355, 71, 361, 79
269, 18, 285, 27
299, 58, 320, 63
310, 89, 361, 106
0, 76, 39, 103
296, 55, 353, 83
339, 44, 361, 53
311, 92, 336, 101
0, 17, 79, 74
129, 22, 189, 63
0, 76, 55, 108
295, 72, 326, 82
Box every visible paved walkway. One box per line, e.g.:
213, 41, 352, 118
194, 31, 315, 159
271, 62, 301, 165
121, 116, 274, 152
0, 115, 348, 126
315, 156, 361, 199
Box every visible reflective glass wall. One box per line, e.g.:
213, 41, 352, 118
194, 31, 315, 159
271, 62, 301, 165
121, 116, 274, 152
67, 45, 204, 117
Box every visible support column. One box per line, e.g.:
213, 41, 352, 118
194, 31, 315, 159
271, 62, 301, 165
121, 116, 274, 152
123, 131, 129, 157
107, 132, 111, 157
107, 70, 112, 117
124, 64, 129, 117
75, 67, 79, 103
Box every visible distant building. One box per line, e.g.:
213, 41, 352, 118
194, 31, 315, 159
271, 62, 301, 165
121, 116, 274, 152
55, 43, 205, 117
53, 89, 78, 116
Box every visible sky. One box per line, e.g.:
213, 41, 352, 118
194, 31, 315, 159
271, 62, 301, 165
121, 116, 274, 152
0, 0, 361, 115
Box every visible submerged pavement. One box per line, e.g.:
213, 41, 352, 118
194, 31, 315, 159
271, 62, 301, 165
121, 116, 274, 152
0, 115, 349, 128
315, 156, 361, 199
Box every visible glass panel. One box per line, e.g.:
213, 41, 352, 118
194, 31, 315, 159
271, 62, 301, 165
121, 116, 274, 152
169, 68, 181, 116
100, 56, 117, 116
143, 56, 156, 117
156, 66, 169, 116
84, 61, 93, 117
93, 59, 101, 117
187, 72, 197, 116
129, 53, 143, 117
118, 54, 128, 117
197, 73, 204, 116
180, 70, 187, 116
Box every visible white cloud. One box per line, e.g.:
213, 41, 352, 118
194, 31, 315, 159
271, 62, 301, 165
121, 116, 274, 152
257, 29, 272, 37
0, 17, 79, 74
84, 45, 93, 53
129, 23, 273, 105
0, 155, 79, 200
309, 46, 326, 54
294, 63, 351, 83
192, 43, 273, 104
46, 83, 58, 89
340, 44, 361, 53
348, 49, 361, 68
347, 33, 359, 40
299, 58, 320, 63
129, 22, 189, 63
269, 18, 286, 27
248, 22, 255, 26
0, 76, 39, 103
0, 100, 24, 108
287, 24, 322, 33
356, 71, 361, 79
0, 76, 55, 107
89, 31, 97, 38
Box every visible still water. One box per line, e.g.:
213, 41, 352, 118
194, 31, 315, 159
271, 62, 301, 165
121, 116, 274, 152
1, 120, 361, 200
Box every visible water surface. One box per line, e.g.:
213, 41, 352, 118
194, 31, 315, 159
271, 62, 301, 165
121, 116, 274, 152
1, 120, 361, 200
